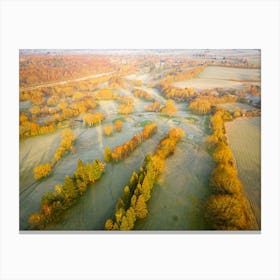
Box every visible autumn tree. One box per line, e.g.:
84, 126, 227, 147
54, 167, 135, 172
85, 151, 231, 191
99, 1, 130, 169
160, 99, 178, 116
168, 127, 185, 140
83, 112, 105, 127
145, 100, 161, 112
105, 219, 114, 230
205, 194, 247, 230
212, 142, 234, 164
126, 207, 136, 229
210, 164, 241, 195
135, 195, 148, 219
114, 120, 123, 132
103, 124, 113, 136
104, 146, 112, 162
120, 216, 130, 230
34, 163, 52, 180
28, 213, 44, 229
118, 104, 134, 115
189, 98, 211, 115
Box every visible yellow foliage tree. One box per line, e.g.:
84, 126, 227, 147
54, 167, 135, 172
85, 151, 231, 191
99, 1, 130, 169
103, 124, 113, 136
135, 195, 148, 219
34, 163, 52, 180
160, 99, 178, 116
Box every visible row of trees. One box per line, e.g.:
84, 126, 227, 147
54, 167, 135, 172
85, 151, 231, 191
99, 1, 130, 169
159, 65, 207, 85
118, 104, 134, 115
145, 100, 161, 112
105, 127, 185, 230
189, 95, 238, 115
160, 99, 178, 116
20, 118, 56, 139
204, 109, 256, 230
105, 122, 158, 162
92, 88, 119, 100
33, 129, 77, 180
83, 112, 105, 127
157, 84, 195, 102
29, 158, 105, 229
133, 89, 153, 101
108, 76, 127, 90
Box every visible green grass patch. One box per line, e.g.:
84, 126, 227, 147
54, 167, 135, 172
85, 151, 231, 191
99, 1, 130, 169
185, 117, 198, 123
135, 120, 153, 127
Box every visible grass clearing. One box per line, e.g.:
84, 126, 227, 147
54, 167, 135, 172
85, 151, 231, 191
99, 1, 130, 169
173, 66, 261, 90
219, 102, 255, 111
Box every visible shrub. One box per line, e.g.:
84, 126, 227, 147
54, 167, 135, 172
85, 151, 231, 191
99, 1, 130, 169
114, 120, 123, 132
205, 194, 247, 230
103, 124, 113, 136
33, 163, 52, 180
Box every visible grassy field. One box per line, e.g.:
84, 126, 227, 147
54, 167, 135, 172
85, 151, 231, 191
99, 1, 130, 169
219, 102, 255, 111
199, 66, 260, 82
135, 139, 213, 230
20, 100, 211, 230
173, 66, 260, 90
20, 51, 261, 230
225, 117, 261, 228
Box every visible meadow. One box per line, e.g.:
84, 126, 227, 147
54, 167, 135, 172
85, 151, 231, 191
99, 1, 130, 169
19, 49, 261, 231
173, 66, 260, 90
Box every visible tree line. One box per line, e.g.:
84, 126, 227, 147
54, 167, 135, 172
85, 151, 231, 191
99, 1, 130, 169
204, 108, 256, 230
105, 127, 185, 230
29, 158, 105, 229
189, 95, 238, 115
133, 89, 153, 101
33, 129, 77, 180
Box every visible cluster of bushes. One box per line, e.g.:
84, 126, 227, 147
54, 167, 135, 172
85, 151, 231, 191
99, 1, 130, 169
105, 127, 185, 230
83, 112, 105, 127
129, 80, 143, 87
54, 129, 77, 162
70, 97, 97, 114
92, 88, 119, 100
157, 84, 195, 102
133, 89, 152, 100
33, 163, 52, 180
118, 104, 134, 115
33, 129, 77, 180
20, 93, 98, 139
105, 122, 158, 162
108, 76, 127, 90
102, 119, 124, 139
159, 65, 206, 85
29, 158, 105, 229
189, 95, 238, 115
145, 100, 161, 112
204, 110, 256, 230
160, 99, 178, 116
113, 120, 123, 132
20, 120, 56, 139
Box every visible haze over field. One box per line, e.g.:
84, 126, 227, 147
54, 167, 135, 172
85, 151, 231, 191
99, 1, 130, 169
19, 49, 261, 231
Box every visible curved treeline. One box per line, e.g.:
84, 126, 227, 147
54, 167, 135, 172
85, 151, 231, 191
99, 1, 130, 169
105, 122, 158, 162
105, 127, 185, 230
204, 108, 256, 230
33, 128, 77, 180
28, 159, 105, 229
